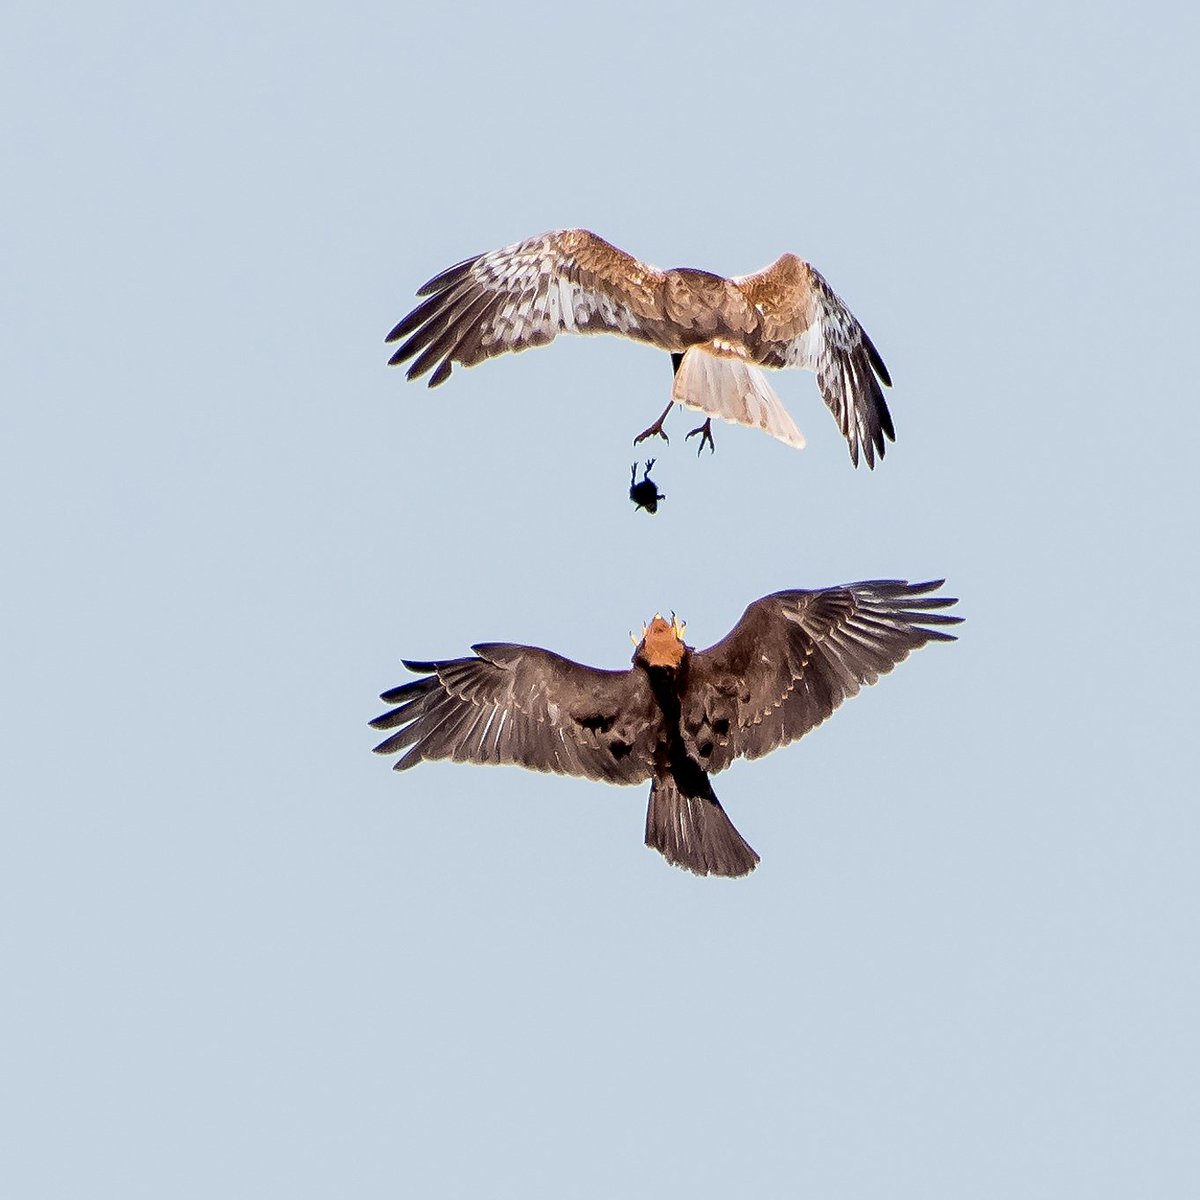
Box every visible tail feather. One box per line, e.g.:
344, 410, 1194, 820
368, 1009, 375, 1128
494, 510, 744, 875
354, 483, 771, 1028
644, 776, 760, 878
671, 346, 806, 450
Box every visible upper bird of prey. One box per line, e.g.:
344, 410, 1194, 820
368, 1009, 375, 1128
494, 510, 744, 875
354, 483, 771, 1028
371, 580, 960, 877
386, 229, 896, 466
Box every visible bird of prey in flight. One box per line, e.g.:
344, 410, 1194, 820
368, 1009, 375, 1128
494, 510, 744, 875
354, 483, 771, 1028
371, 580, 960, 877
386, 229, 896, 466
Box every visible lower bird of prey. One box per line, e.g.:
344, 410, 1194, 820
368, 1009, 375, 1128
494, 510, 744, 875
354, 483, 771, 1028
386, 229, 895, 467
371, 580, 960, 877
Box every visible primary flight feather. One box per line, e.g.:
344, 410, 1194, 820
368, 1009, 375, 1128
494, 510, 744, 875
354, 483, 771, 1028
386, 229, 896, 466
371, 579, 960, 877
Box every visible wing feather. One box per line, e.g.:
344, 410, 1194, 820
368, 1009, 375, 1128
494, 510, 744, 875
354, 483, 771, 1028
680, 580, 961, 772
386, 229, 675, 386
395, 286, 499, 375
737, 255, 895, 468
371, 642, 660, 785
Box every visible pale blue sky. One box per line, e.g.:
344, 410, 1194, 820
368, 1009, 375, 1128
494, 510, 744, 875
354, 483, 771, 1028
4, 1, 1199, 1196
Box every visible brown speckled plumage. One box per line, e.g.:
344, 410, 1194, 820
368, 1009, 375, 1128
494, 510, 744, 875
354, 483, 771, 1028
386, 229, 896, 466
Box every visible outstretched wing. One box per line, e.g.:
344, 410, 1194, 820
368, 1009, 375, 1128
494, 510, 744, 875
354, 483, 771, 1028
385, 229, 675, 386
738, 255, 895, 467
678, 580, 961, 773
370, 642, 660, 785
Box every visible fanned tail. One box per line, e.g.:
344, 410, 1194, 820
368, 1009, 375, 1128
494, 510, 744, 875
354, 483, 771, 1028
671, 346, 806, 450
644, 775, 760, 878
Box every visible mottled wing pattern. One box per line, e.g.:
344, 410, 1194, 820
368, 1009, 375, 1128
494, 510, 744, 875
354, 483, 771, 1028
385, 229, 672, 386
678, 581, 961, 773
739, 256, 895, 467
370, 643, 660, 785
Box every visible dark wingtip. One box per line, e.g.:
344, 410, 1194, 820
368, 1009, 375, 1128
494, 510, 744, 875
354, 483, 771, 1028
924, 628, 961, 642
920, 610, 964, 624
853, 375, 895, 469
863, 330, 892, 387
905, 581, 963, 639
899, 580, 962, 607
399, 658, 439, 674
876, 387, 896, 442
416, 254, 479, 297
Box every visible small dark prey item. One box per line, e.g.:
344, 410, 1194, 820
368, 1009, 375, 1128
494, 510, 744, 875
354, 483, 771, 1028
629, 460, 666, 513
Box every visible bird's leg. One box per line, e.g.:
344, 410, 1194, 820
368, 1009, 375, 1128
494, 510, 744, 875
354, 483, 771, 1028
669, 347, 713, 454
634, 399, 674, 446
633, 354, 685, 446
686, 418, 715, 455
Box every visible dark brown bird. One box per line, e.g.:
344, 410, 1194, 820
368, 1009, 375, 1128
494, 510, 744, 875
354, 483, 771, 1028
386, 229, 894, 466
370, 580, 960, 877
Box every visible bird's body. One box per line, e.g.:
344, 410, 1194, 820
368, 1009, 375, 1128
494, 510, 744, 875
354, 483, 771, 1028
629, 459, 665, 512
387, 229, 896, 466
371, 580, 961, 877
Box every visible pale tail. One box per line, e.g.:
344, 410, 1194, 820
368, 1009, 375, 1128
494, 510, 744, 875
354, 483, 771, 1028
671, 347, 806, 450
644, 776, 760, 878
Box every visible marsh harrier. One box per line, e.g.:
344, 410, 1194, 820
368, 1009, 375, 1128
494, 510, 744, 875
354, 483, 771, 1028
371, 580, 959, 877
386, 229, 895, 465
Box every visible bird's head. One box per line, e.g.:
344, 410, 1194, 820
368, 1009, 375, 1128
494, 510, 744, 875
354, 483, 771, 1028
631, 612, 688, 670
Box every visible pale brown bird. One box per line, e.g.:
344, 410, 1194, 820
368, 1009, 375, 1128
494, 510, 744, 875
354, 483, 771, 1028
371, 580, 960, 877
386, 229, 895, 466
